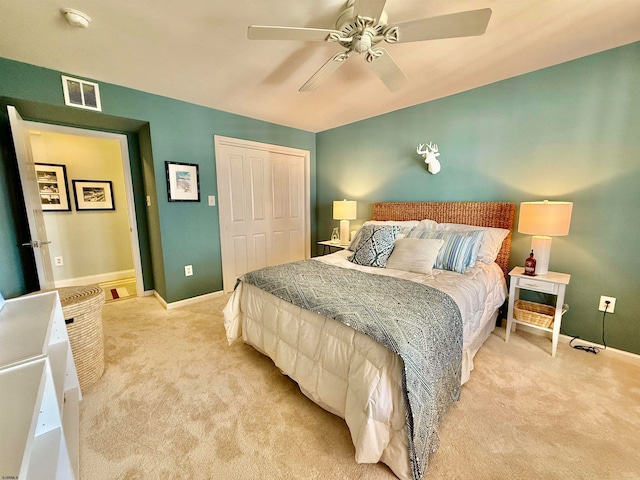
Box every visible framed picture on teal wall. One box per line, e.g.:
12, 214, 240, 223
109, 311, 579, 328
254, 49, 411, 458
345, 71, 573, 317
35, 163, 71, 211
72, 180, 115, 211
166, 161, 200, 202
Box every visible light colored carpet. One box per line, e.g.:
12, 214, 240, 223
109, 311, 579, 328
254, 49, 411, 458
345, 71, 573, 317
80, 295, 640, 479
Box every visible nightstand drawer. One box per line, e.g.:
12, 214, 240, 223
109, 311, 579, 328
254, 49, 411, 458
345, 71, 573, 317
515, 276, 559, 294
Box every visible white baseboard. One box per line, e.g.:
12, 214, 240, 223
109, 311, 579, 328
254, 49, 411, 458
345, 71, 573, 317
501, 319, 640, 366
153, 291, 168, 309
55, 269, 135, 288
556, 333, 640, 366
154, 290, 225, 310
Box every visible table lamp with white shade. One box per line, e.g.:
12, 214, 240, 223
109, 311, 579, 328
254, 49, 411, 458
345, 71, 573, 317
333, 200, 357, 245
518, 200, 573, 275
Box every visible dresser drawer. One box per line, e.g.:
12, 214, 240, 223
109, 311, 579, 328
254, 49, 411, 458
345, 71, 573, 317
515, 276, 559, 294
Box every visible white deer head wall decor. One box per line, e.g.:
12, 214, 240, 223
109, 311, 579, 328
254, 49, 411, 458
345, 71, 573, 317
417, 142, 441, 174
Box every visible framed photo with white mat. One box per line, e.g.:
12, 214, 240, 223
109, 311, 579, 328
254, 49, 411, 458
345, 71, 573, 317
35, 163, 72, 211
72, 180, 115, 211
166, 161, 200, 202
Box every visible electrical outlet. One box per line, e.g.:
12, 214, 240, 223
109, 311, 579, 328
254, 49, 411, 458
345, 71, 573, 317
184, 265, 193, 276
54, 256, 64, 266
598, 295, 616, 313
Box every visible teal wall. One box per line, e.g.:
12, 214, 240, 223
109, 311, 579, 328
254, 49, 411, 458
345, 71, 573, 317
317, 42, 640, 355
0, 58, 316, 303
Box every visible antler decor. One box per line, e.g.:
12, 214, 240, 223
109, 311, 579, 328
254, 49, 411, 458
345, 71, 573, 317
417, 142, 441, 174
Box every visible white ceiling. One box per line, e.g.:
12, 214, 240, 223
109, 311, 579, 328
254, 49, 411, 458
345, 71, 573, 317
1, 0, 639, 132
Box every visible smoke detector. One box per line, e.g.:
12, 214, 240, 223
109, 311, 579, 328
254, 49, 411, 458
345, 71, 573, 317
61, 8, 91, 28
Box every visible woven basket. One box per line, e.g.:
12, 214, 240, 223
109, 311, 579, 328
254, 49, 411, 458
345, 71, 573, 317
513, 300, 555, 328
58, 285, 105, 392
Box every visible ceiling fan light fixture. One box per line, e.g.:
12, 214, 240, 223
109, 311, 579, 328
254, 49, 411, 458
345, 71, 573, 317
61, 8, 91, 28
248, 0, 492, 92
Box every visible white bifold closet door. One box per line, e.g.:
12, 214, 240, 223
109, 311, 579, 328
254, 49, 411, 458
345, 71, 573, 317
215, 136, 310, 293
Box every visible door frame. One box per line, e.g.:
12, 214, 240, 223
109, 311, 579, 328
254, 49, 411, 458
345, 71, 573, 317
21, 120, 145, 297
214, 135, 311, 292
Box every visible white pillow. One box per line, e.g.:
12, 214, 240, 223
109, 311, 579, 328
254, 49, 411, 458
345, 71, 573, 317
436, 223, 510, 264
348, 220, 419, 250
386, 238, 445, 275
417, 219, 438, 230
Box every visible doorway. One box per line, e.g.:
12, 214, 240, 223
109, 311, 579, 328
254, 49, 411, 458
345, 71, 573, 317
22, 121, 144, 297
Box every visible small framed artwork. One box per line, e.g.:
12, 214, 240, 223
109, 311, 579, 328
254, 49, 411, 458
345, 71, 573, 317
72, 180, 115, 211
35, 163, 71, 211
166, 161, 200, 202
61, 75, 102, 111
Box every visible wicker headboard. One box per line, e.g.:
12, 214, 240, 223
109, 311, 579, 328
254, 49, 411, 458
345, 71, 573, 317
372, 201, 516, 277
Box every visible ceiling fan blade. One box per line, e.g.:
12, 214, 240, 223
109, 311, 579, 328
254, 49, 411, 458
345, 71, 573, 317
367, 48, 408, 92
353, 0, 388, 21
392, 8, 492, 43
299, 52, 351, 92
248, 25, 341, 42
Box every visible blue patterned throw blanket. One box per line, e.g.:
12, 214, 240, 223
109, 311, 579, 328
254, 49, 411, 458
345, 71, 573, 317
241, 259, 463, 480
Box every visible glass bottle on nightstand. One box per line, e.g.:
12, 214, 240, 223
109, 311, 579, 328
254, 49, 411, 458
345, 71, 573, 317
524, 250, 536, 276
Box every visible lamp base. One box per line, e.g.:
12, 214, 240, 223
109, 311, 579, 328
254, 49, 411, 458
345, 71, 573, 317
531, 236, 552, 275
339, 219, 350, 245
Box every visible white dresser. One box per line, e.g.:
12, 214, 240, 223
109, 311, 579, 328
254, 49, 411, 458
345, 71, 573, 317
0, 291, 81, 479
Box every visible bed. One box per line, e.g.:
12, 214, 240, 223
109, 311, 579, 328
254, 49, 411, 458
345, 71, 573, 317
223, 201, 515, 480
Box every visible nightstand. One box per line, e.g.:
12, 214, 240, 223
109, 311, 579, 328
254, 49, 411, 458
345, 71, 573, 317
505, 266, 571, 357
317, 240, 348, 255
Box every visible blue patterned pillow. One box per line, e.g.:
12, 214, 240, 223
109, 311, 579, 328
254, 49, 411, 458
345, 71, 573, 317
348, 222, 417, 251
348, 225, 401, 268
407, 228, 485, 273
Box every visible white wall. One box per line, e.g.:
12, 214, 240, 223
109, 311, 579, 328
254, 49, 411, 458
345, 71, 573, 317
29, 130, 134, 283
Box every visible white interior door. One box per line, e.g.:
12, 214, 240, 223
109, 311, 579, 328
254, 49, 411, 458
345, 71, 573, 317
215, 136, 310, 293
7, 106, 55, 290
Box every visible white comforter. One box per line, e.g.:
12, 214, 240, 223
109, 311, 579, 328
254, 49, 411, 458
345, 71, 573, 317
223, 252, 506, 480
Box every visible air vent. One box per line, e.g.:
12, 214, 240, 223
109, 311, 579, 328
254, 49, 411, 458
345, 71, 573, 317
61, 75, 102, 111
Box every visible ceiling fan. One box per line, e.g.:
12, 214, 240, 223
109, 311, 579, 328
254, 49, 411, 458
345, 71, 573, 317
248, 0, 492, 92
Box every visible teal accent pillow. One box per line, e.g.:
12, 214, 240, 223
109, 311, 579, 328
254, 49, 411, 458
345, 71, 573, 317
407, 228, 485, 273
348, 225, 401, 268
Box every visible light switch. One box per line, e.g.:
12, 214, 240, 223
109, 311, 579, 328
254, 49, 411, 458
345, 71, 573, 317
208, 195, 216, 206
146, 195, 151, 206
